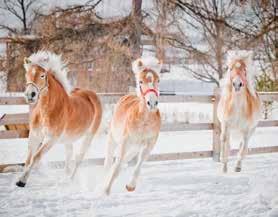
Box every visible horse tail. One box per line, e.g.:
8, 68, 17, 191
87, 91, 103, 135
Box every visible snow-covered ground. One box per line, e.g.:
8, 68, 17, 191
0, 153, 278, 217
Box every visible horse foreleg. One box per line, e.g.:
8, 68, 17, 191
220, 123, 230, 173
24, 130, 43, 168
16, 138, 56, 187
70, 134, 94, 179
64, 143, 73, 175
235, 128, 254, 172
104, 132, 117, 170
24, 149, 33, 168
126, 143, 153, 192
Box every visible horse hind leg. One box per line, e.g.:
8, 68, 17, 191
64, 143, 73, 175
70, 133, 94, 179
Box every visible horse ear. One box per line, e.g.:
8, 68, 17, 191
132, 58, 144, 74
23, 57, 31, 71
24, 57, 31, 65
138, 60, 143, 67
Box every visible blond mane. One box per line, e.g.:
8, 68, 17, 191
25, 51, 72, 93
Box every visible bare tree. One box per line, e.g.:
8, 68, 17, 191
163, 0, 245, 86
0, 0, 41, 34
248, 0, 278, 80
149, 0, 277, 87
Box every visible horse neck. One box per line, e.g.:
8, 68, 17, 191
38, 74, 69, 113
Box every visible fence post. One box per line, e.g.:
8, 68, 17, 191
212, 88, 221, 162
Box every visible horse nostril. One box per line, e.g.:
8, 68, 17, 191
239, 82, 243, 87
31, 92, 36, 98
155, 101, 158, 106
147, 101, 150, 106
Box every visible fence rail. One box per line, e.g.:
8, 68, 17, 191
0, 91, 278, 172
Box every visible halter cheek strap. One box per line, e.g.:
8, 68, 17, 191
239, 71, 247, 86
230, 69, 247, 86
26, 75, 48, 95
138, 68, 160, 97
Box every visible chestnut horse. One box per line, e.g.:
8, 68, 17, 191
217, 50, 261, 173
102, 57, 162, 195
16, 51, 102, 187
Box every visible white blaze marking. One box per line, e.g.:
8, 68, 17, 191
146, 72, 154, 88
146, 72, 154, 81
32, 67, 36, 75
235, 62, 241, 68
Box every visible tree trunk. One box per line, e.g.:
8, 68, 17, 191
156, 1, 167, 62
130, 0, 142, 59
215, 20, 224, 83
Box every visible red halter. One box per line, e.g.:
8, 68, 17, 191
231, 69, 247, 86
141, 88, 159, 97
238, 71, 247, 86
139, 68, 159, 97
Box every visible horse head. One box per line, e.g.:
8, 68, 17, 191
24, 57, 48, 104
227, 50, 253, 93
132, 57, 162, 111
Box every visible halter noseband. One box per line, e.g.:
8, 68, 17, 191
26, 75, 48, 96
139, 68, 159, 97
140, 87, 159, 97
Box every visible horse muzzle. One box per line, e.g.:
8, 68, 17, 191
145, 92, 159, 111
232, 79, 244, 92
146, 99, 159, 111
24, 85, 39, 104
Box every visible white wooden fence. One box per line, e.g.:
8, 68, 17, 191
0, 90, 278, 172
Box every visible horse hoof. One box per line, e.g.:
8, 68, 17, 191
235, 167, 241, 172
16, 180, 26, 187
126, 185, 135, 192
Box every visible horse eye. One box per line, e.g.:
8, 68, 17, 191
40, 74, 45, 79
139, 81, 143, 84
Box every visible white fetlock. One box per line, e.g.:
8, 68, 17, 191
222, 163, 228, 173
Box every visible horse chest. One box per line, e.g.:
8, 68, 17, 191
228, 106, 249, 129
112, 119, 158, 145
129, 129, 156, 144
